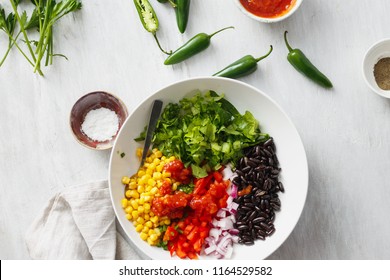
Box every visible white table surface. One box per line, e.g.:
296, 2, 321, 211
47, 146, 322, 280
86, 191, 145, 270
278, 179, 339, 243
1, 0, 390, 260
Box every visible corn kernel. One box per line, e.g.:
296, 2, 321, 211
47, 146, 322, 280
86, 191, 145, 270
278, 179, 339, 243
129, 190, 139, 199
164, 219, 171, 225
130, 200, 138, 209
152, 172, 162, 180
172, 182, 179, 191
150, 216, 159, 224
142, 226, 150, 233
125, 190, 132, 198
145, 221, 153, 228
137, 170, 145, 177
139, 197, 145, 204
129, 181, 137, 190
144, 203, 151, 211
138, 206, 145, 214
125, 206, 133, 214
121, 198, 128, 208
156, 165, 163, 172
140, 232, 148, 241
154, 228, 161, 236
162, 171, 171, 178
149, 234, 158, 242
132, 211, 139, 219
147, 237, 154, 245
135, 224, 143, 232
136, 217, 145, 224
137, 185, 145, 193
148, 178, 156, 187
150, 187, 158, 195
148, 229, 155, 236
125, 214, 132, 220
122, 176, 130, 185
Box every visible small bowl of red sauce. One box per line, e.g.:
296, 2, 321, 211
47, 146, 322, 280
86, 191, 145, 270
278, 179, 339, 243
234, 0, 303, 23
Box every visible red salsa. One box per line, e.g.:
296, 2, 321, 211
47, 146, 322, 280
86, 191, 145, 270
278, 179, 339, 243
239, 0, 296, 19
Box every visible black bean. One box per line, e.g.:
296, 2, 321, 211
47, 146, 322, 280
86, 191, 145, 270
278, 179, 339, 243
278, 182, 285, 193
242, 166, 251, 173
267, 228, 276, 236
238, 225, 249, 231
271, 203, 281, 211
264, 138, 273, 147
253, 217, 265, 224
260, 222, 271, 231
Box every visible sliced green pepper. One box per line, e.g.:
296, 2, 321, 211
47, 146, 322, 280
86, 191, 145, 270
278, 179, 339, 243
213, 45, 273, 79
174, 0, 190, 33
284, 31, 333, 88
164, 26, 234, 65
133, 0, 171, 55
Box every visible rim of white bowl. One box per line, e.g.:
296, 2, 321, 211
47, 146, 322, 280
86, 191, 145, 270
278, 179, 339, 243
233, 0, 303, 23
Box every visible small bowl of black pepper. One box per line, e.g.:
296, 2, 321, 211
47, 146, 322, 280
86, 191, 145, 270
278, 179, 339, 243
363, 38, 390, 98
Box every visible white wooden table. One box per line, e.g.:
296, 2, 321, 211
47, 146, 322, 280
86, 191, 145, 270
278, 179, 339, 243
1, 0, 390, 259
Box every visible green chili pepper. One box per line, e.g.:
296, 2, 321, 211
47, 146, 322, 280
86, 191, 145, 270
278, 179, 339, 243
174, 0, 190, 33
284, 31, 333, 88
133, 0, 171, 55
213, 46, 273, 79
157, 0, 176, 6
164, 26, 234, 65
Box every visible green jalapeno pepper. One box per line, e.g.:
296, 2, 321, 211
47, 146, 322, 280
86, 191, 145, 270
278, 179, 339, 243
213, 45, 273, 79
133, 0, 171, 55
164, 26, 234, 65
174, 0, 190, 33
157, 0, 176, 6
284, 31, 333, 88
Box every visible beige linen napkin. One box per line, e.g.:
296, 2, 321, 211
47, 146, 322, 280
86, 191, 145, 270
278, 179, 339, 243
25, 180, 141, 260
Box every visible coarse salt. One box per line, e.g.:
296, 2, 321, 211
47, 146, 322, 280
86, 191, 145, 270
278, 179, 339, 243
81, 107, 119, 142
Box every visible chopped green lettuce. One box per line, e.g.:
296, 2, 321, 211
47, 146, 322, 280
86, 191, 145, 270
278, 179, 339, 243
138, 90, 269, 178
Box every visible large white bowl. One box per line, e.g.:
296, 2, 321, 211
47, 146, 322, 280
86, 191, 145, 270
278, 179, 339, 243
109, 77, 308, 259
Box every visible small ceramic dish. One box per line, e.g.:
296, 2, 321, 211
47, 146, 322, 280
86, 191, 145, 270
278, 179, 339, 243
233, 0, 303, 23
70, 91, 128, 150
363, 38, 390, 98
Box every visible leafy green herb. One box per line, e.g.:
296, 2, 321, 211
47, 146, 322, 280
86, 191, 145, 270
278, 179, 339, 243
0, 0, 82, 75
177, 182, 194, 194
156, 240, 168, 250
149, 90, 269, 177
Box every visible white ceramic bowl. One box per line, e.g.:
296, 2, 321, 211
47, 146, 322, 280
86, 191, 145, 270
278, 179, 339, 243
109, 77, 308, 259
363, 38, 390, 98
233, 0, 303, 23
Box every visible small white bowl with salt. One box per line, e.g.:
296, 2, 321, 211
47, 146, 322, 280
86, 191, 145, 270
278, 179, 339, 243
70, 91, 128, 150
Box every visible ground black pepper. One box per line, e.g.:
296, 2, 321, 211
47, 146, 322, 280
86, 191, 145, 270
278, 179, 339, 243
373, 57, 390, 90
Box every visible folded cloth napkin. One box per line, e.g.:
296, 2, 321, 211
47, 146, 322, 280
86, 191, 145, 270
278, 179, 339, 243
25, 180, 141, 260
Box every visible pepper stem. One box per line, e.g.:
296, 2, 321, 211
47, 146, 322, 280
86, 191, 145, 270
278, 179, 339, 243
153, 34, 172, 55
255, 45, 273, 62
284, 31, 293, 52
168, 0, 177, 8
209, 26, 234, 38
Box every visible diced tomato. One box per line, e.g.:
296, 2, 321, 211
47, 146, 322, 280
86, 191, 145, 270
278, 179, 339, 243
213, 171, 223, 182
163, 226, 179, 241
193, 174, 213, 195
187, 226, 199, 241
